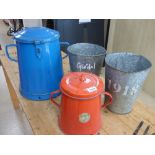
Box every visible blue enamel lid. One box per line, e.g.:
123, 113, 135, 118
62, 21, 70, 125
13, 27, 60, 44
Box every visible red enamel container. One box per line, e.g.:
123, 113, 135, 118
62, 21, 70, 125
50, 72, 112, 135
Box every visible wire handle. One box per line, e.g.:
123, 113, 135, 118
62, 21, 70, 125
101, 91, 112, 108
60, 42, 70, 59
5, 44, 18, 62
50, 90, 61, 108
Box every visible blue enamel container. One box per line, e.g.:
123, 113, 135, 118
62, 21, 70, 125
5, 27, 69, 100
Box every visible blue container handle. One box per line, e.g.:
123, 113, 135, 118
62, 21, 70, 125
5, 44, 18, 62
60, 42, 70, 59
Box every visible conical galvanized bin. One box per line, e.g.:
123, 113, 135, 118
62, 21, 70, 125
67, 43, 106, 75
105, 52, 152, 114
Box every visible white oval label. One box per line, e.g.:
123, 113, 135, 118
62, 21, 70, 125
86, 86, 97, 93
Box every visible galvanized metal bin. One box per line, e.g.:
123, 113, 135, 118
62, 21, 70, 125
67, 43, 106, 75
105, 52, 152, 114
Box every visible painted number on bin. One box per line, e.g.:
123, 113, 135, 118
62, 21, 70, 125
77, 62, 96, 71
108, 79, 140, 96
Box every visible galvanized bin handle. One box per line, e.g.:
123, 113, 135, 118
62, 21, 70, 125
5, 44, 18, 62
102, 91, 113, 109
60, 42, 70, 59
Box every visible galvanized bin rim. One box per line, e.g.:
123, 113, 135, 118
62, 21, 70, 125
67, 43, 107, 57
105, 52, 152, 74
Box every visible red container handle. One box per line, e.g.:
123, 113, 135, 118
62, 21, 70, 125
50, 90, 61, 108
101, 91, 113, 108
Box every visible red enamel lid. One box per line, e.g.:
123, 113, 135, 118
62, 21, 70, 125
60, 72, 104, 98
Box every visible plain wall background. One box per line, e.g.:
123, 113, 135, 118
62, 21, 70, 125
23, 19, 42, 27
107, 19, 155, 97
